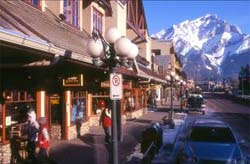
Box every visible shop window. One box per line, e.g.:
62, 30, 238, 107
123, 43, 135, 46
92, 95, 109, 115
2, 90, 36, 141
23, 0, 41, 9
71, 91, 86, 124
124, 91, 135, 111
63, 0, 79, 27
93, 8, 103, 34
13, 90, 18, 101
20, 91, 25, 101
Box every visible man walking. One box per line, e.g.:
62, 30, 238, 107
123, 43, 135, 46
26, 110, 39, 163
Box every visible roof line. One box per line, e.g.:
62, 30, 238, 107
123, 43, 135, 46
0, 2, 50, 42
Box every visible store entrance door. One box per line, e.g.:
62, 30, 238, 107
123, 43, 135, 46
49, 94, 63, 140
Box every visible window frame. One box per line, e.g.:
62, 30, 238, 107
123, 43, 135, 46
63, 0, 80, 28
23, 0, 41, 9
93, 8, 103, 34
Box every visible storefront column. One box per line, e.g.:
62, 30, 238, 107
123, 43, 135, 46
135, 89, 139, 110
1, 97, 6, 144
87, 94, 92, 117
64, 90, 71, 140
36, 90, 46, 119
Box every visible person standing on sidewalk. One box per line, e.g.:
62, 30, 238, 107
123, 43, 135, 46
37, 117, 50, 163
26, 110, 39, 163
99, 106, 112, 144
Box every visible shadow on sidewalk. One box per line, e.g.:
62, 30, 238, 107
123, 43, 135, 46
80, 134, 112, 164
50, 141, 96, 164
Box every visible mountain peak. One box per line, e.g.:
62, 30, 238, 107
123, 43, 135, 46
151, 14, 250, 81
202, 13, 218, 20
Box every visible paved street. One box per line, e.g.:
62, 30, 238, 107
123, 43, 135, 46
153, 93, 250, 164
49, 94, 249, 164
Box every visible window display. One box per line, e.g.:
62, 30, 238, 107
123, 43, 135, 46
71, 98, 86, 123
92, 96, 109, 115
71, 91, 87, 124
3, 90, 36, 141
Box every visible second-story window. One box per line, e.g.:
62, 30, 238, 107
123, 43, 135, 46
23, 0, 41, 8
63, 0, 79, 27
93, 8, 103, 34
152, 49, 161, 56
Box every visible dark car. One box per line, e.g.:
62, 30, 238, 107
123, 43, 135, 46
177, 119, 245, 164
186, 94, 205, 115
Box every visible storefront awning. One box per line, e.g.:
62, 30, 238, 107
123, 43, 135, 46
134, 60, 167, 84
0, 0, 92, 64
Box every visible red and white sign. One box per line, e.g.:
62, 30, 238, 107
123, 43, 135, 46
110, 73, 123, 100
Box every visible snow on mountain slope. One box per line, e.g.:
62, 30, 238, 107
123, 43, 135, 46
152, 14, 250, 81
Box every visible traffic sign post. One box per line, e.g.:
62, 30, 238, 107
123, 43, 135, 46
110, 73, 123, 100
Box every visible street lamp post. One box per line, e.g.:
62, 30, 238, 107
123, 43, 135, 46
87, 27, 138, 164
166, 71, 177, 128
180, 80, 186, 111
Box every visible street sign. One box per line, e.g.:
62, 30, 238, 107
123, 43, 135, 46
110, 73, 123, 100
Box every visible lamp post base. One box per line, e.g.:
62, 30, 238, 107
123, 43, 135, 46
162, 113, 175, 129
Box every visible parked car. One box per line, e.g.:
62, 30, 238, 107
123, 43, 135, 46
186, 94, 205, 115
177, 119, 245, 164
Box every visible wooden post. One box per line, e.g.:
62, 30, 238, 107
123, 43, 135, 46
1, 92, 6, 144
64, 90, 71, 140
121, 92, 125, 115
87, 93, 92, 117
36, 90, 46, 119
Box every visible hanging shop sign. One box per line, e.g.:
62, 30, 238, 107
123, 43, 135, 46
110, 73, 123, 100
50, 94, 60, 105
101, 81, 132, 89
63, 74, 84, 87
101, 80, 110, 88
6, 116, 11, 126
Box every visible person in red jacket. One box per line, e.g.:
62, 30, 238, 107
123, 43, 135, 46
37, 117, 50, 163
99, 107, 112, 144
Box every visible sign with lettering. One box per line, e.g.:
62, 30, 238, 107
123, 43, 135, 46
6, 116, 11, 126
63, 74, 84, 87
110, 73, 123, 100
101, 81, 132, 89
101, 81, 110, 88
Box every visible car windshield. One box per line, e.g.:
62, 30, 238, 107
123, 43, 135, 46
189, 126, 235, 143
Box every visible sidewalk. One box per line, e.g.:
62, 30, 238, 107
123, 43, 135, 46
49, 111, 167, 164
152, 113, 187, 164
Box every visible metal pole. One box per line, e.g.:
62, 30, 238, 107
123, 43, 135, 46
111, 99, 119, 164
170, 78, 173, 120
110, 67, 119, 164
180, 83, 183, 110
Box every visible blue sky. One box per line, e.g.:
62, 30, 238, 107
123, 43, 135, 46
143, 0, 250, 35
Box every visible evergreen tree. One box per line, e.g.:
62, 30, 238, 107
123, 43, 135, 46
238, 64, 250, 95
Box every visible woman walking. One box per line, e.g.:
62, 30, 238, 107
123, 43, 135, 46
99, 106, 112, 144
37, 117, 50, 164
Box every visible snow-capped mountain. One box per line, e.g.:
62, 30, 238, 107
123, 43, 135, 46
152, 14, 250, 81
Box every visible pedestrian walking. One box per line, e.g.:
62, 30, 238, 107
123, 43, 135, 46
99, 105, 112, 144
37, 117, 50, 164
26, 110, 39, 163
